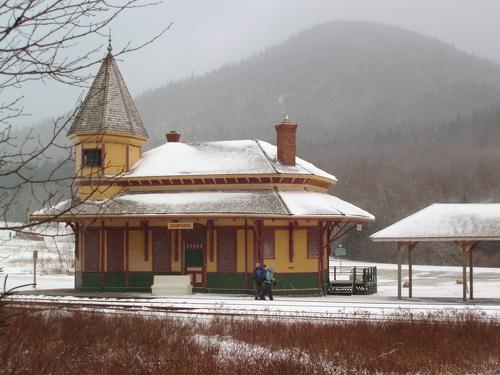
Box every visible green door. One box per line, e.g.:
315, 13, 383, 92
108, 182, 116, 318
185, 248, 203, 267
183, 225, 206, 286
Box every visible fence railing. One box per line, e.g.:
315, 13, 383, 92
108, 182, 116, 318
328, 266, 377, 295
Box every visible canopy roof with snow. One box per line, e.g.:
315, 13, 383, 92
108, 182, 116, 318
124, 140, 336, 181
34, 189, 374, 221
371, 203, 500, 242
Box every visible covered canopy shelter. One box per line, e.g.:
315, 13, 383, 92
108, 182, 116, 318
371, 203, 500, 301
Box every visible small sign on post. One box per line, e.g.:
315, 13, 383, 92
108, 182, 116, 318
334, 244, 347, 268
33, 250, 38, 288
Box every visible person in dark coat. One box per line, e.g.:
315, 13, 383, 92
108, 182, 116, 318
254, 263, 266, 300
263, 266, 275, 301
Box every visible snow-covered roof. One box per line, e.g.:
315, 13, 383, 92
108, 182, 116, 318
124, 140, 336, 181
32, 189, 373, 221
371, 203, 500, 242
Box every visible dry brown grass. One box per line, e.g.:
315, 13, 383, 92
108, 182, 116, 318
1, 308, 499, 374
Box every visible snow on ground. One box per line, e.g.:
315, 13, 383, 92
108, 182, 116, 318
2, 232, 500, 318
0, 223, 74, 276
330, 258, 500, 300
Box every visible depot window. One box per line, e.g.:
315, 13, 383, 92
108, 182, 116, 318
83, 149, 102, 167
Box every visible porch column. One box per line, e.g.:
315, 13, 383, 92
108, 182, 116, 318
469, 247, 474, 300
462, 245, 467, 302
318, 221, 324, 294
244, 219, 248, 289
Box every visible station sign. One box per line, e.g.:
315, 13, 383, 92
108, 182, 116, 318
167, 222, 194, 230
334, 245, 347, 257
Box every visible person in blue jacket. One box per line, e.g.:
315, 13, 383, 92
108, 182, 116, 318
254, 263, 266, 300
263, 265, 275, 301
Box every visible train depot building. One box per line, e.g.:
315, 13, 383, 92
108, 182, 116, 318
31, 50, 374, 295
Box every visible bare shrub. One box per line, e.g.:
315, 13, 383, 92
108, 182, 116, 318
1, 308, 499, 374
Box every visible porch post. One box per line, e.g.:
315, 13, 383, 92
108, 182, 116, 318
318, 221, 324, 294
469, 246, 474, 300
125, 222, 129, 287
244, 219, 248, 289
100, 220, 105, 289
462, 244, 467, 302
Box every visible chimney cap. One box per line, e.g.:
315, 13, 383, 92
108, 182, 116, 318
166, 130, 181, 142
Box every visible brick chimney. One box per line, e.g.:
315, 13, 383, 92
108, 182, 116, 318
275, 115, 297, 166
166, 130, 181, 142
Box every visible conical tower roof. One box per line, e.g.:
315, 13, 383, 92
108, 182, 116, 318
68, 51, 148, 139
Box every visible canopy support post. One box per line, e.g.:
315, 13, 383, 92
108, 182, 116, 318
407, 242, 417, 298
397, 242, 403, 300
454, 241, 478, 302
408, 246, 412, 298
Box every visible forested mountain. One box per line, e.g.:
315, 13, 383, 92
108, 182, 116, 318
136, 21, 500, 151
5, 21, 500, 265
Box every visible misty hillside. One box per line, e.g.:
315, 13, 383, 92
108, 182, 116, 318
136, 21, 500, 152
5, 21, 500, 266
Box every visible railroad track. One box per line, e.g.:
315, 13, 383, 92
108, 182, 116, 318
6, 295, 500, 323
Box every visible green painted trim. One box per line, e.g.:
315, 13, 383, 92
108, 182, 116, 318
274, 273, 319, 290
207, 273, 244, 289
105, 272, 126, 288
128, 272, 153, 289
81, 272, 100, 289
206, 272, 321, 294
77, 271, 324, 295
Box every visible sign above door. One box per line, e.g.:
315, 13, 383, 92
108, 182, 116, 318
167, 222, 194, 230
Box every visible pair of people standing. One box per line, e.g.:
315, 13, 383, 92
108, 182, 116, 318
254, 263, 275, 300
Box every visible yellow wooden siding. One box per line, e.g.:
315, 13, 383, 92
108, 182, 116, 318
236, 230, 246, 272
75, 232, 82, 271
128, 145, 141, 168
77, 184, 122, 200
263, 229, 317, 274
246, 230, 254, 272
128, 230, 151, 271
103, 142, 126, 175
75, 144, 82, 176
294, 229, 318, 273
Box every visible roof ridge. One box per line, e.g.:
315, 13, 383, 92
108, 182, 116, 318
102, 53, 111, 129
273, 188, 291, 215
254, 139, 280, 174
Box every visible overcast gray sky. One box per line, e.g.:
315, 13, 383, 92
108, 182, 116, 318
15, 0, 500, 127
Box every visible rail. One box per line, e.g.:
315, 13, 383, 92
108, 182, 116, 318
328, 266, 377, 295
